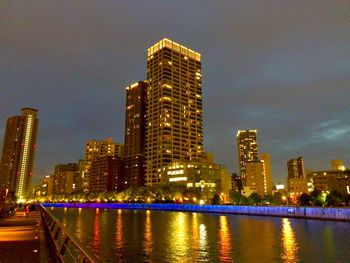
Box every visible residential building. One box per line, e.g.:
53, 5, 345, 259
145, 38, 203, 186
287, 157, 305, 179
88, 156, 123, 193
310, 170, 350, 194
236, 130, 258, 186
287, 156, 307, 195
53, 163, 80, 195
0, 108, 39, 199
260, 153, 273, 195
162, 153, 231, 202
123, 81, 147, 188
83, 138, 123, 191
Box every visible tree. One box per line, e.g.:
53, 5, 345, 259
310, 189, 325, 206
298, 193, 311, 206
231, 192, 243, 205
271, 192, 283, 205
212, 194, 221, 205
248, 193, 262, 205
326, 190, 343, 207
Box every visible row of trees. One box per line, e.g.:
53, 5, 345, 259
40, 184, 215, 204
227, 190, 350, 207
297, 190, 350, 207
33, 185, 350, 207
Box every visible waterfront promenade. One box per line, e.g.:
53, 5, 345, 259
0, 208, 50, 262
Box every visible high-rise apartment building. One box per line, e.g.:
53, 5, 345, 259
287, 156, 308, 195
245, 161, 266, 197
237, 130, 258, 185
145, 38, 203, 185
287, 157, 305, 179
0, 108, 38, 199
89, 156, 123, 193
123, 81, 147, 188
53, 163, 80, 195
259, 153, 273, 195
83, 138, 123, 191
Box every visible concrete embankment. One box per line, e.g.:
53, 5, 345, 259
43, 203, 350, 221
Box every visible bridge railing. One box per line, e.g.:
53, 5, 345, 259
39, 204, 101, 263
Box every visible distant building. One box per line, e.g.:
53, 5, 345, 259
288, 178, 309, 196
88, 156, 123, 193
331, 160, 345, 171
287, 157, 307, 195
161, 154, 231, 202
145, 38, 203, 186
287, 157, 305, 179
0, 108, 39, 199
310, 170, 350, 194
123, 81, 147, 189
53, 163, 80, 196
236, 130, 258, 186
83, 138, 123, 191
41, 175, 54, 199
260, 153, 273, 195
231, 173, 241, 193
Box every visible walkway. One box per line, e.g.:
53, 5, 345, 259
0, 207, 51, 263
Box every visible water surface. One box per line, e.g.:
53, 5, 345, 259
50, 207, 350, 262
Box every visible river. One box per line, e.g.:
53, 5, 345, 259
50, 207, 350, 262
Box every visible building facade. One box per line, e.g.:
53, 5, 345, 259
145, 38, 203, 186
161, 154, 231, 202
83, 138, 123, 191
0, 108, 39, 199
287, 157, 305, 179
53, 163, 80, 196
310, 170, 350, 194
236, 130, 258, 186
88, 156, 123, 193
123, 81, 147, 188
260, 153, 273, 195
287, 156, 307, 195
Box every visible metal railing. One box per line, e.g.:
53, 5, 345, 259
39, 204, 101, 263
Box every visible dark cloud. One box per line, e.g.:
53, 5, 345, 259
1, 0, 349, 185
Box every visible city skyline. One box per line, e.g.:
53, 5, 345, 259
1, 1, 350, 184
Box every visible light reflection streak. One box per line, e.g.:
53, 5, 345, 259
281, 218, 298, 263
199, 223, 208, 258
218, 216, 232, 262
169, 212, 188, 259
115, 209, 124, 251
92, 208, 100, 253
143, 210, 153, 259
76, 207, 82, 240
191, 213, 199, 257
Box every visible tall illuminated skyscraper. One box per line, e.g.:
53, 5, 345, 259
123, 81, 147, 187
145, 38, 203, 185
0, 108, 39, 199
237, 129, 258, 185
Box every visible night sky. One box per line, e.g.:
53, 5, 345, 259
1, 1, 350, 185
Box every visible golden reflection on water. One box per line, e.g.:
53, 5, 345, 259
199, 223, 208, 257
281, 218, 298, 263
76, 207, 82, 240
93, 208, 100, 252
191, 213, 199, 256
115, 209, 124, 250
218, 216, 232, 262
143, 210, 153, 258
169, 212, 188, 259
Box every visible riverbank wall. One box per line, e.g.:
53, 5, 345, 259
43, 203, 350, 221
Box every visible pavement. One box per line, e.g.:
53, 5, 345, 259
0, 208, 51, 263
